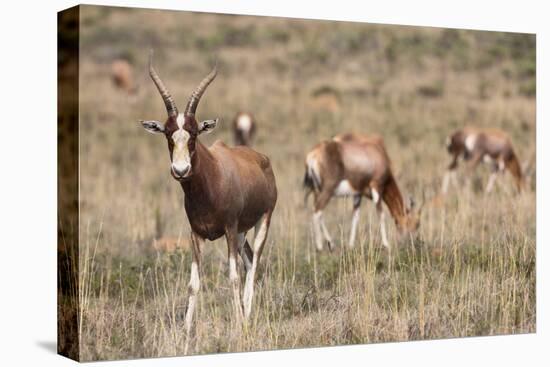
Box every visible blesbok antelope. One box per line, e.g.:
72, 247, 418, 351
304, 132, 422, 251
308, 86, 341, 113
151, 236, 191, 253
139, 52, 278, 341
233, 111, 256, 146
442, 127, 524, 194
111, 59, 138, 95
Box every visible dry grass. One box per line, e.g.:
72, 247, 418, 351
73, 5, 535, 361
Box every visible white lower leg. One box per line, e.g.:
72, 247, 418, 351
243, 261, 257, 319
229, 255, 243, 322
486, 172, 497, 193
184, 261, 200, 332
312, 211, 324, 251
348, 207, 360, 248
243, 216, 268, 319
184, 261, 200, 354
451, 170, 458, 185
372, 188, 390, 249
380, 210, 390, 249
319, 214, 333, 249
442, 171, 451, 194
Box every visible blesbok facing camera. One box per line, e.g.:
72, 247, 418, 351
233, 111, 256, 146
442, 127, 524, 194
140, 52, 278, 349
304, 132, 422, 251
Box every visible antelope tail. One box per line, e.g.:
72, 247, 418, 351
381, 173, 406, 222
303, 164, 321, 206
506, 150, 525, 192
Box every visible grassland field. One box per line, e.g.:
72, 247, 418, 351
70, 6, 535, 360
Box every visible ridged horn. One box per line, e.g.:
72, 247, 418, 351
184, 63, 217, 116
149, 50, 178, 118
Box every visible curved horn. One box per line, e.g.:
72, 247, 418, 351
184, 63, 217, 116
149, 50, 178, 118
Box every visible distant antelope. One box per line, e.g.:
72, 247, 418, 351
140, 52, 277, 343
309, 86, 341, 113
442, 127, 524, 194
233, 111, 256, 146
111, 59, 137, 95
304, 132, 422, 251
151, 236, 191, 253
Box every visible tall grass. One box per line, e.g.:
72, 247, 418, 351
78, 188, 535, 359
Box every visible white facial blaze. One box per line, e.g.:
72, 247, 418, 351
176, 113, 185, 129
171, 127, 191, 174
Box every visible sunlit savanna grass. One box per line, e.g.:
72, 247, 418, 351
74, 6, 535, 361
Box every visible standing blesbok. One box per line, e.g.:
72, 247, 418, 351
304, 132, 422, 251
139, 52, 277, 346
111, 59, 138, 95
442, 127, 524, 194
233, 111, 256, 146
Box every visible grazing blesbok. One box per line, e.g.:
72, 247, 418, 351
442, 127, 524, 194
233, 111, 256, 146
139, 52, 277, 343
111, 59, 137, 95
304, 132, 422, 251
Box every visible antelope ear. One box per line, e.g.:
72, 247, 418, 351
198, 118, 219, 135
140, 120, 165, 134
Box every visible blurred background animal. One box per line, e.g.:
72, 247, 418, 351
111, 58, 138, 95
232, 111, 256, 146
304, 132, 422, 252
151, 236, 191, 252
442, 127, 524, 194
308, 86, 342, 113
